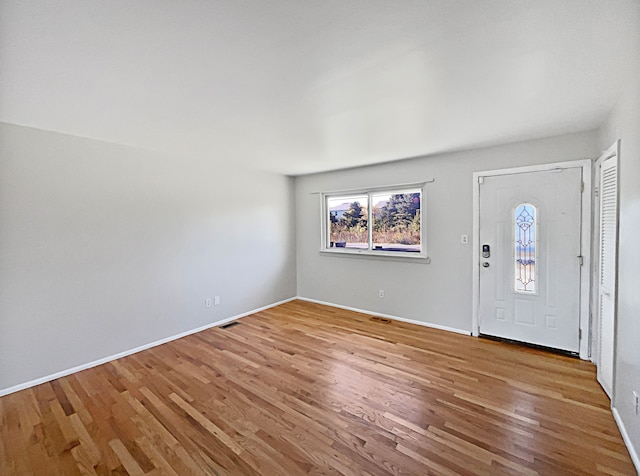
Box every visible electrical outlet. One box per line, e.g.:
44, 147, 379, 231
461, 234, 469, 244
205, 298, 212, 308
634, 391, 639, 415
214, 296, 220, 306
379, 290, 384, 298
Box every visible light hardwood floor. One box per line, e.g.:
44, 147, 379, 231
0, 300, 635, 475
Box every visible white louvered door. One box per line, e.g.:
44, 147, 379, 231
597, 152, 619, 399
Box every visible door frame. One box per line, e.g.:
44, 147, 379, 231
472, 159, 592, 359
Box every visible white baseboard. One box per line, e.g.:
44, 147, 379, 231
0, 297, 297, 398
296, 296, 471, 336
613, 407, 640, 473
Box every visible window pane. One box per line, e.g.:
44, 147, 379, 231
371, 190, 421, 252
327, 195, 368, 249
514, 203, 536, 293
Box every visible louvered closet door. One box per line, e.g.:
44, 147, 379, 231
597, 154, 618, 399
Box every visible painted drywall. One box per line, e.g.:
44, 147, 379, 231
598, 1, 640, 466
296, 130, 598, 333
0, 122, 296, 392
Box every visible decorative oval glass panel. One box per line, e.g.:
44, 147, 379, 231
514, 203, 536, 293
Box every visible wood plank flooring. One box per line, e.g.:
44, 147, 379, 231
0, 300, 635, 475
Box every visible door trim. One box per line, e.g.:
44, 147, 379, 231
472, 159, 592, 359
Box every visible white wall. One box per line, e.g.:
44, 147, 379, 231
598, 1, 640, 466
296, 131, 598, 332
0, 122, 297, 392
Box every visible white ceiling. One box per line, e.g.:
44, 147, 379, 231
1, 1, 637, 175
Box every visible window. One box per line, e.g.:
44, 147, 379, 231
514, 203, 536, 293
323, 184, 425, 257
327, 195, 369, 249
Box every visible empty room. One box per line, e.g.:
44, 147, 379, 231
1, 1, 639, 474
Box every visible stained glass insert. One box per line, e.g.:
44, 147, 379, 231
514, 204, 536, 293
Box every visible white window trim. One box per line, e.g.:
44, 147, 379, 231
320, 182, 429, 261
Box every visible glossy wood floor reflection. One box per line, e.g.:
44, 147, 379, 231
0, 301, 635, 475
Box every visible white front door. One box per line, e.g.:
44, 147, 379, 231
478, 168, 583, 352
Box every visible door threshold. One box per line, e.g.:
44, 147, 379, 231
479, 334, 579, 358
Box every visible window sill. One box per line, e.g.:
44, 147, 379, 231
319, 248, 431, 263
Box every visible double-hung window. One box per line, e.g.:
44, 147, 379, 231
322, 184, 426, 258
